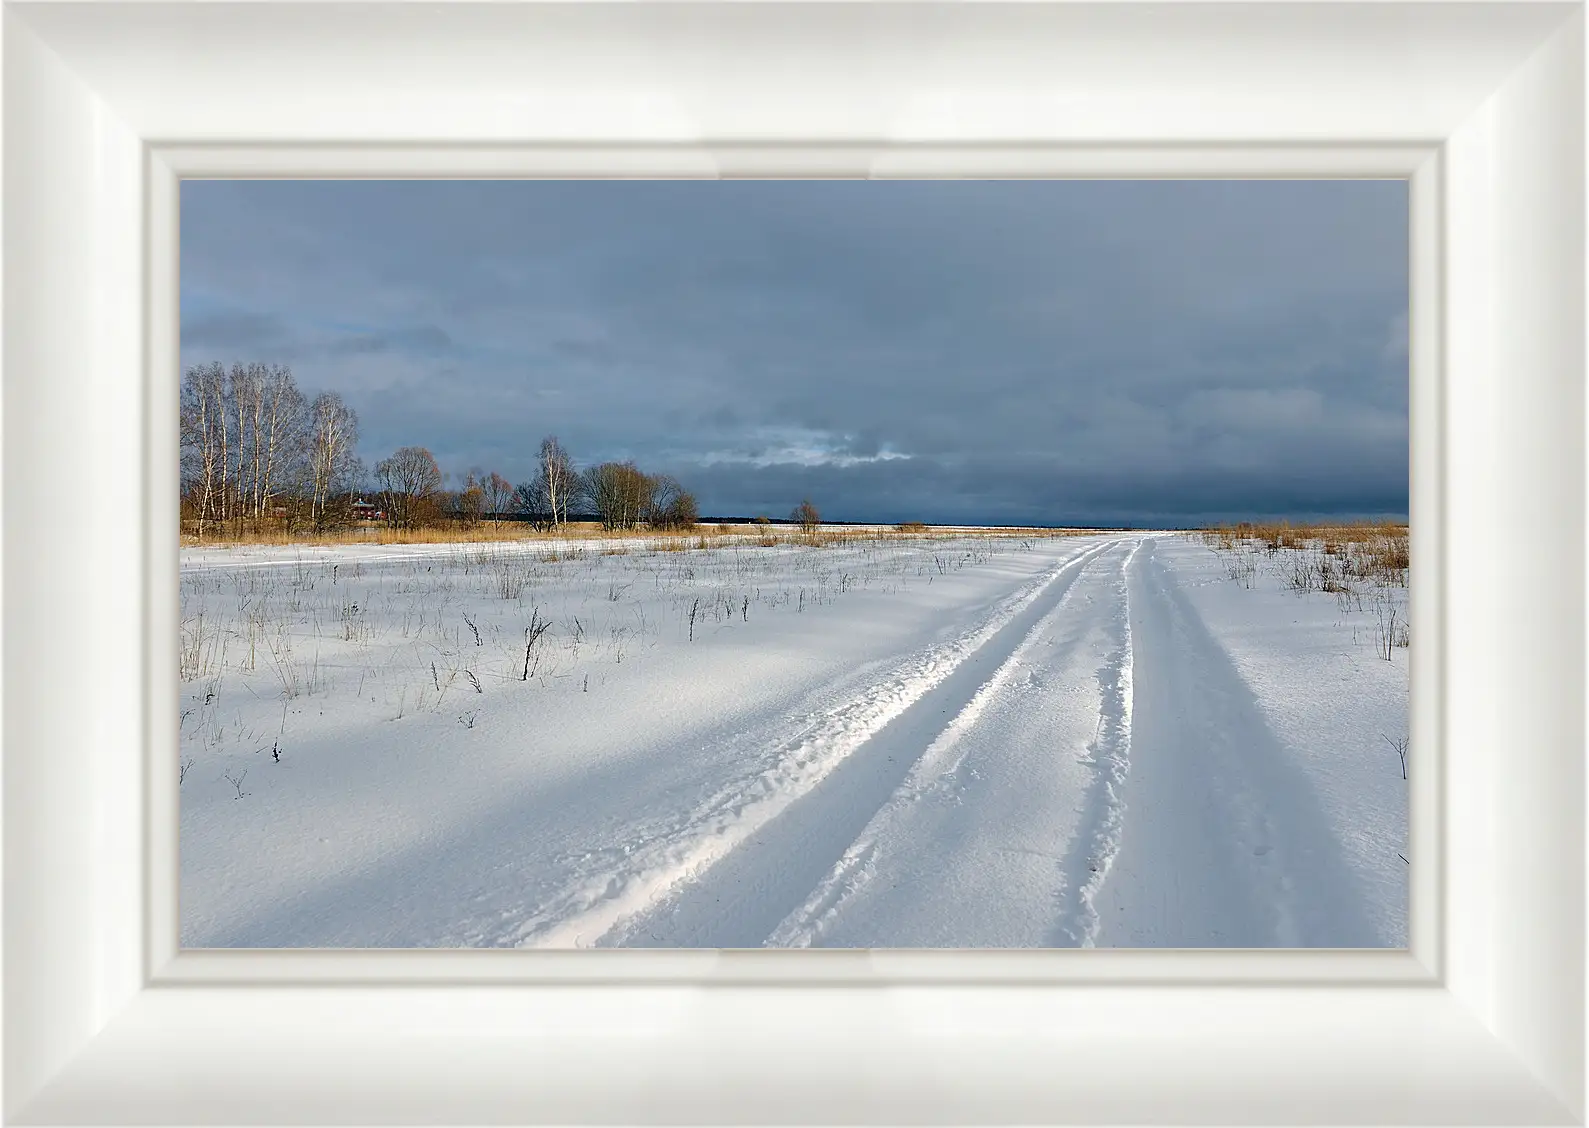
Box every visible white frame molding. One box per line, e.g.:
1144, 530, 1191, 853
3, 2, 1583, 1123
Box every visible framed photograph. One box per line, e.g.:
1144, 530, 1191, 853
4, 1, 1582, 1123
174, 176, 1414, 957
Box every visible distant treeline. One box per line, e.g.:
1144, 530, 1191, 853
179, 362, 727, 536
374, 439, 700, 533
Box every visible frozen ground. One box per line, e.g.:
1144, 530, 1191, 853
179, 530, 1408, 948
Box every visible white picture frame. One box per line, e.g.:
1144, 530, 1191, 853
3, 1, 1582, 1122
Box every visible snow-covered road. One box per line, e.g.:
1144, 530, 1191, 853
180, 532, 1408, 948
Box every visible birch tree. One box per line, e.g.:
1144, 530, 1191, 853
230, 363, 265, 521
256, 363, 306, 519
179, 362, 230, 536
535, 436, 580, 527
306, 392, 361, 527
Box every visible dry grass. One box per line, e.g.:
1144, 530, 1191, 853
181, 521, 726, 548
1201, 519, 1407, 549
790, 526, 1090, 550
183, 520, 1095, 551
1198, 520, 1409, 587
1196, 520, 1410, 659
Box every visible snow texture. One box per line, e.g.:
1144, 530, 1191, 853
179, 532, 1408, 948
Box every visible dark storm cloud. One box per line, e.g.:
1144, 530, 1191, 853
180, 179, 1408, 525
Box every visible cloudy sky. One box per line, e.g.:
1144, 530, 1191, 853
180, 179, 1408, 527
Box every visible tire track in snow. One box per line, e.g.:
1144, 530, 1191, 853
507, 537, 1125, 948
1091, 539, 1379, 947
765, 541, 1141, 948
1048, 539, 1144, 947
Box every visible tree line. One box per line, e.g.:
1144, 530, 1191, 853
180, 363, 702, 535
372, 437, 700, 532
181, 362, 361, 535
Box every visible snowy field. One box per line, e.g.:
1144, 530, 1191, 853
179, 530, 1409, 948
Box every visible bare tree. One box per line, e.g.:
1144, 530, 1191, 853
644, 474, 681, 527
792, 499, 820, 533
512, 480, 550, 531
584, 461, 650, 530
181, 361, 309, 533
536, 436, 580, 528
306, 392, 361, 528
255, 364, 306, 520
229, 362, 263, 523
454, 471, 486, 526
662, 490, 699, 530
482, 472, 514, 524
209, 365, 238, 527
208, 362, 309, 526
180, 362, 229, 537
375, 446, 443, 529
583, 463, 622, 530
645, 474, 698, 530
